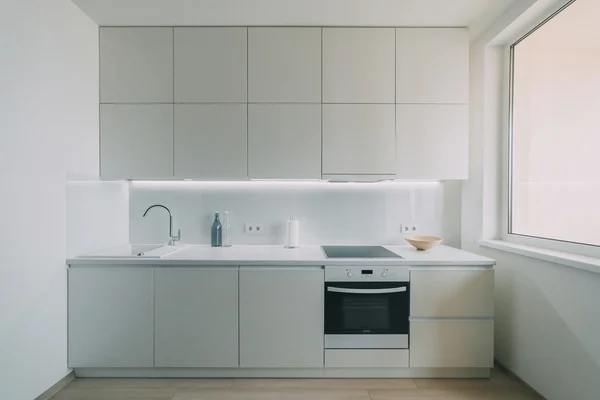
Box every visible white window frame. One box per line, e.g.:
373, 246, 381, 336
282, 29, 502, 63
500, 0, 600, 259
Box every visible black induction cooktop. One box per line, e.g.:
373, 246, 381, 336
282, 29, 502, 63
321, 246, 403, 259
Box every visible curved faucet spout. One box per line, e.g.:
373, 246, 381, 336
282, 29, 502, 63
142, 204, 180, 245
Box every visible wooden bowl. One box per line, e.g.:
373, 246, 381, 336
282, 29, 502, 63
405, 235, 443, 251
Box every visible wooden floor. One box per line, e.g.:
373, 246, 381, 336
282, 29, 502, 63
51, 369, 544, 400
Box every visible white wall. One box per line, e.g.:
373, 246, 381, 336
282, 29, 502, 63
480, 247, 600, 400
465, 1, 600, 399
129, 181, 461, 247
0, 1, 99, 399
67, 181, 130, 257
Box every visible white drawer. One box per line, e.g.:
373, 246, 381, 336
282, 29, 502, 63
410, 269, 494, 318
325, 350, 409, 368
410, 320, 494, 368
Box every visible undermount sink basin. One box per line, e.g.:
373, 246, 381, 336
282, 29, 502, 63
82, 244, 184, 259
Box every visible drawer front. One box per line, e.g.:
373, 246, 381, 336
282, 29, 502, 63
325, 350, 409, 368
410, 269, 494, 318
410, 320, 494, 368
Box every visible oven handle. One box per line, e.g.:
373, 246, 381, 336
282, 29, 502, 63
327, 286, 407, 294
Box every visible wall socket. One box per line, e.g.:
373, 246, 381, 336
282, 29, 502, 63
401, 224, 418, 234
245, 223, 263, 234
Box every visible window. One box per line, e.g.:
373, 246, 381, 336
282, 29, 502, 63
508, 0, 600, 249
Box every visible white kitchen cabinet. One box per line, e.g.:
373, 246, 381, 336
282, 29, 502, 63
174, 104, 247, 180
248, 104, 321, 179
174, 28, 247, 103
323, 28, 395, 103
396, 104, 469, 180
322, 104, 396, 175
410, 320, 494, 368
248, 27, 321, 103
239, 267, 324, 368
100, 28, 173, 103
410, 269, 494, 318
68, 268, 153, 368
396, 28, 469, 104
100, 104, 173, 179
154, 269, 239, 368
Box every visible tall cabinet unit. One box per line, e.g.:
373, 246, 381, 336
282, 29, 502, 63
173, 28, 248, 180
247, 28, 322, 179
322, 28, 396, 178
395, 28, 470, 180
99, 28, 174, 179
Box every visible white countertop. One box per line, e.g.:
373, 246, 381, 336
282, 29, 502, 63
68, 245, 495, 267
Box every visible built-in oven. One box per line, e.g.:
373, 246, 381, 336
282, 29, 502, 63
324, 266, 410, 349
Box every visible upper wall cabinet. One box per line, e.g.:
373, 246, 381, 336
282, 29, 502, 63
100, 28, 173, 103
323, 104, 396, 175
248, 104, 321, 179
323, 28, 395, 104
101, 104, 174, 179
396, 104, 468, 180
174, 104, 247, 180
396, 28, 469, 104
174, 28, 247, 103
248, 28, 321, 103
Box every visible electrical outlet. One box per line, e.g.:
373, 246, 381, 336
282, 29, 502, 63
401, 224, 418, 234
245, 223, 263, 234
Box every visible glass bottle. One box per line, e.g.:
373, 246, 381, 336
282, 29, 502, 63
222, 211, 231, 247
211, 212, 222, 247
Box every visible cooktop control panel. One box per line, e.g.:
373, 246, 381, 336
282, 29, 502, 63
325, 265, 410, 282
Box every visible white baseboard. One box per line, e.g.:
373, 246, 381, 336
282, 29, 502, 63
35, 372, 75, 400
73, 367, 491, 379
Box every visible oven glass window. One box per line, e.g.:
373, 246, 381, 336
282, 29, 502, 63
325, 282, 410, 335
342, 295, 390, 333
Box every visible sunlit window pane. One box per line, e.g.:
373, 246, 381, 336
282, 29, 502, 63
510, 0, 600, 246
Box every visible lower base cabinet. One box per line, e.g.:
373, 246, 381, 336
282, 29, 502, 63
154, 268, 239, 367
410, 320, 494, 368
68, 268, 154, 367
239, 267, 324, 368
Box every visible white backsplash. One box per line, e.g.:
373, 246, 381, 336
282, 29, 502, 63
129, 181, 461, 247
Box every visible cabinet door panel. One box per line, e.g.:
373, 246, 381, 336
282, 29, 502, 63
100, 104, 173, 179
323, 104, 396, 175
248, 27, 321, 103
68, 268, 153, 367
240, 267, 324, 368
410, 320, 494, 368
175, 28, 247, 103
154, 269, 238, 367
396, 28, 468, 104
248, 104, 321, 179
323, 28, 395, 103
410, 269, 494, 318
396, 104, 468, 180
174, 104, 247, 180
100, 27, 173, 103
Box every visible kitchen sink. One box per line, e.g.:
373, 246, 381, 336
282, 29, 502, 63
82, 244, 184, 259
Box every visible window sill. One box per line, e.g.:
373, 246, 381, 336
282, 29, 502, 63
478, 240, 600, 275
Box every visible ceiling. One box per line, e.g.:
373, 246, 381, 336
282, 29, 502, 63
72, 0, 519, 37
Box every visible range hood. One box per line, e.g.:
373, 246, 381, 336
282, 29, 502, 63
322, 174, 396, 183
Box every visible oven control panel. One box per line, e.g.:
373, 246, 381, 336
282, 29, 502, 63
325, 266, 410, 282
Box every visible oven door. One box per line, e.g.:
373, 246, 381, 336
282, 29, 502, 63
325, 282, 410, 349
